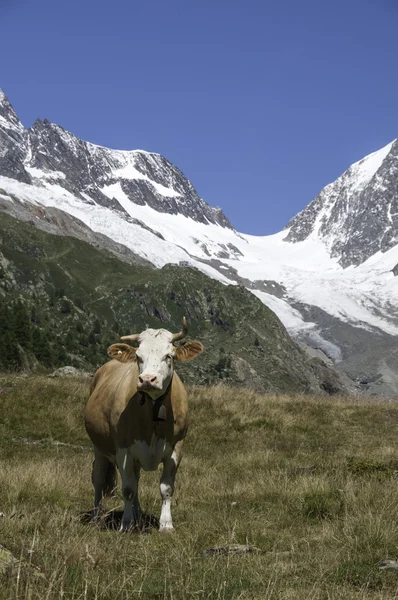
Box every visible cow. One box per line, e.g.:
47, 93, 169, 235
84, 317, 203, 532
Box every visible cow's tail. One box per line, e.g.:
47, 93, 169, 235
103, 461, 117, 497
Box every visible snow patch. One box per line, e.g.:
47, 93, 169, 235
110, 165, 180, 198
349, 141, 394, 192
251, 289, 316, 333
25, 166, 66, 180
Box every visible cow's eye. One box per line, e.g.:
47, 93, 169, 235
164, 354, 172, 362
136, 355, 143, 364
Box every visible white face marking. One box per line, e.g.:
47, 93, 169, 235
135, 329, 175, 399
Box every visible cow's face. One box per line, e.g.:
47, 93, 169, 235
135, 329, 176, 397
108, 322, 203, 400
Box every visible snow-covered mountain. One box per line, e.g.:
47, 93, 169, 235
285, 140, 398, 267
1, 89, 398, 394
0, 90, 231, 228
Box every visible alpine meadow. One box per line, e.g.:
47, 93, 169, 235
2, 375, 398, 599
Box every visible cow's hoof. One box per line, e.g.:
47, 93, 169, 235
120, 521, 143, 533
119, 521, 132, 533
89, 509, 101, 522
159, 525, 174, 533
80, 508, 103, 524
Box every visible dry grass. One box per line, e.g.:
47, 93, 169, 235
1, 375, 398, 598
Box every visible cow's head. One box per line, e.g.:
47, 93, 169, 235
107, 318, 203, 399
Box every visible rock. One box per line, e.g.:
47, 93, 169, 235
0, 544, 44, 579
378, 559, 398, 570
48, 366, 92, 380
0, 545, 19, 576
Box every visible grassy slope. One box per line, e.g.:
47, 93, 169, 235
0, 211, 342, 393
1, 375, 398, 598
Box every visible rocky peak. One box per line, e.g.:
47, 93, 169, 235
0, 92, 233, 229
0, 89, 23, 132
284, 139, 398, 267
0, 89, 31, 184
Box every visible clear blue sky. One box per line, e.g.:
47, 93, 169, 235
1, 0, 397, 234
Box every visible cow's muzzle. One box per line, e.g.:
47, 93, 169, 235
137, 374, 160, 391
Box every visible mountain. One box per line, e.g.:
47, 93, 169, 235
0, 89, 231, 228
0, 211, 347, 395
0, 89, 397, 395
0, 90, 31, 184
285, 140, 398, 267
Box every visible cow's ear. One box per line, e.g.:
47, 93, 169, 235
174, 341, 203, 361
107, 343, 137, 363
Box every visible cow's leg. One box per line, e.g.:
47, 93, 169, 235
117, 449, 142, 531
91, 447, 114, 519
159, 441, 183, 532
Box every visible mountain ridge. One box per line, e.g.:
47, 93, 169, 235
284, 138, 398, 267
0, 89, 233, 229
1, 89, 398, 395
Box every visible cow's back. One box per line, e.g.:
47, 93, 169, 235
84, 360, 138, 457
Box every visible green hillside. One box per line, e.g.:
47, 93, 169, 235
0, 212, 344, 393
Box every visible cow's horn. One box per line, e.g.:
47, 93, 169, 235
171, 317, 188, 343
120, 333, 141, 343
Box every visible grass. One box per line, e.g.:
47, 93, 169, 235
1, 375, 398, 598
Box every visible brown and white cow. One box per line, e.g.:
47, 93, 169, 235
84, 318, 203, 532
